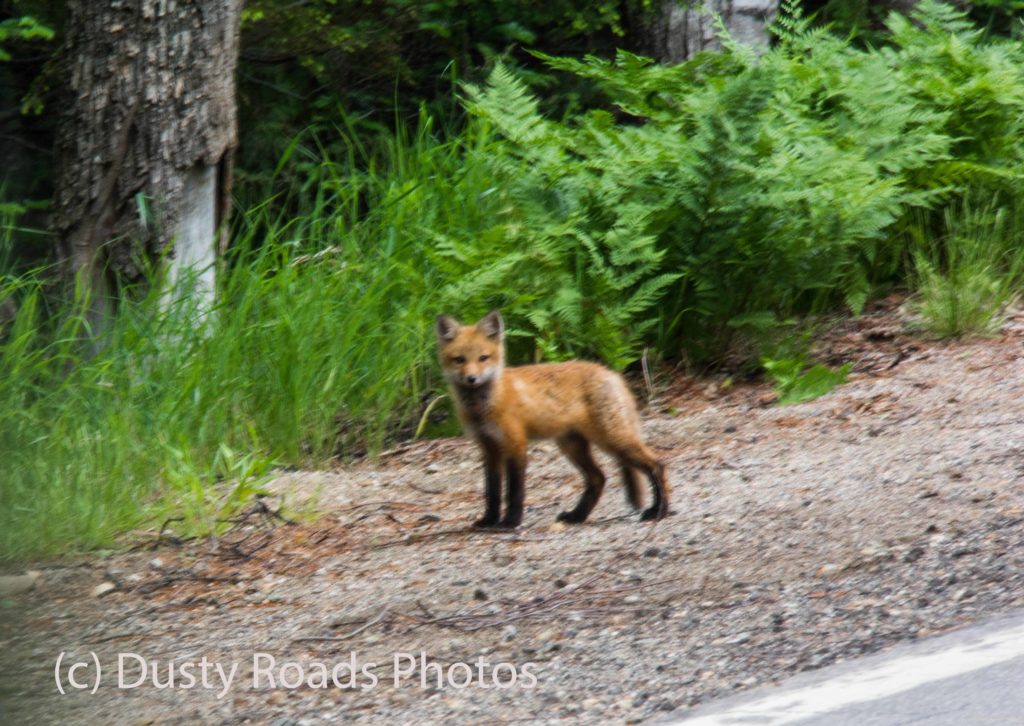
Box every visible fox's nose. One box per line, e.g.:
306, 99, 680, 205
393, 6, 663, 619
466, 375, 478, 385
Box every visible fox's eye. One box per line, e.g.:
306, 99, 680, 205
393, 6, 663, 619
478, 355, 489, 362
453, 356, 466, 364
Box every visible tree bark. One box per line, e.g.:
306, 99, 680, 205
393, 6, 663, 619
52, 0, 242, 324
638, 1, 779, 64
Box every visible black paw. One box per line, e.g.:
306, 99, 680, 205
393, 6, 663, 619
557, 510, 587, 524
640, 505, 668, 522
473, 516, 501, 529
497, 516, 521, 530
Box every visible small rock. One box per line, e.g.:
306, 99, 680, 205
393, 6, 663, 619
91, 582, 117, 598
501, 625, 517, 642
473, 588, 488, 601
643, 547, 661, 558
904, 546, 925, 563
954, 588, 975, 602
0, 571, 41, 597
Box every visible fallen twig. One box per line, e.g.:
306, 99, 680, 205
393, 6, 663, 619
408, 482, 444, 495
365, 527, 475, 550
293, 607, 391, 644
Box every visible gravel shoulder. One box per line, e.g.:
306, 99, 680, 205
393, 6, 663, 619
2, 304, 1023, 725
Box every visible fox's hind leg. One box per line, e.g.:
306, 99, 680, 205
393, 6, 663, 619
621, 464, 643, 510
555, 432, 606, 524
614, 442, 668, 521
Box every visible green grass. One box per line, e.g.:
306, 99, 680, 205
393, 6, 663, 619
0, 249, 435, 559
0, 120, 482, 560
909, 198, 1024, 338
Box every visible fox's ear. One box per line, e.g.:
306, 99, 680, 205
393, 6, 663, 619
435, 314, 460, 343
476, 309, 504, 340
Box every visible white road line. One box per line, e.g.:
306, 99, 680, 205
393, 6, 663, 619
671, 621, 1024, 725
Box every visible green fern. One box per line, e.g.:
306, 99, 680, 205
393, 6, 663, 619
448, 2, 1024, 366
772, 0, 813, 44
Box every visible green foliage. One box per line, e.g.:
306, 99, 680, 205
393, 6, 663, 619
468, 1, 1024, 365
234, 0, 647, 195
163, 444, 277, 539
908, 196, 1024, 337
763, 355, 852, 404
808, 0, 1024, 44
0, 15, 52, 60
449, 64, 680, 368
0, 240, 434, 558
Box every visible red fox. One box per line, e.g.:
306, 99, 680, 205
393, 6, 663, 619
435, 310, 668, 529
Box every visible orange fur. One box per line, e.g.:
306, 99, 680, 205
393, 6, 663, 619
436, 310, 669, 528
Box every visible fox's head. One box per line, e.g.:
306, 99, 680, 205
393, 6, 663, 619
435, 310, 505, 389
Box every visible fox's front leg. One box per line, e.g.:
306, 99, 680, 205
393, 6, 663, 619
474, 439, 503, 529
500, 429, 527, 528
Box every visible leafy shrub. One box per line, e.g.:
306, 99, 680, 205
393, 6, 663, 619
464, 0, 1024, 364
908, 196, 1024, 337
763, 356, 852, 404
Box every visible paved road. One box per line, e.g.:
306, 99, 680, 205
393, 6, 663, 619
659, 609, 1024, 726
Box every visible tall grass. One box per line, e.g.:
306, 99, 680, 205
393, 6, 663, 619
908, 196, 1024, 337
0, 117, 504, 560
0, 255, 429, 557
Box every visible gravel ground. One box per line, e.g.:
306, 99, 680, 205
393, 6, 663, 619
2, 303, 1023, 725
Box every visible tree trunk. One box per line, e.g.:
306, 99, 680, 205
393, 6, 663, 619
52, 0, 243, 326
638, 1, 779, 64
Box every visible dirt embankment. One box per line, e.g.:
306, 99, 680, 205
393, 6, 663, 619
2, 305, 1023, 725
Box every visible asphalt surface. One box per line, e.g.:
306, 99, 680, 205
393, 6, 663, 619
660, 609, 1024, 726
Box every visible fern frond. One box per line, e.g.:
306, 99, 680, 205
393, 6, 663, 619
771, 0, 812, 44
